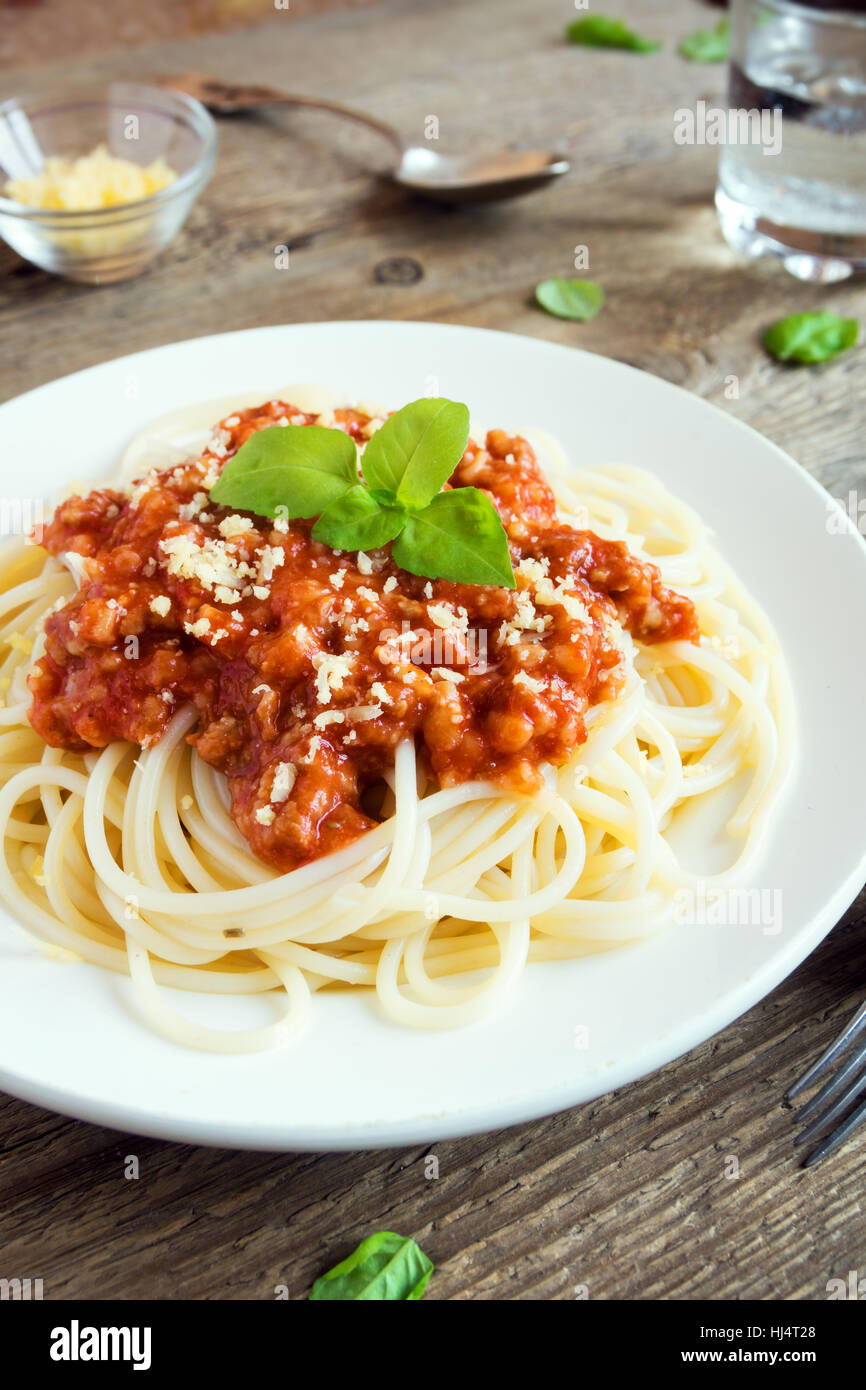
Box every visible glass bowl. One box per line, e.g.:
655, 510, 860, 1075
0, 82, 218, 284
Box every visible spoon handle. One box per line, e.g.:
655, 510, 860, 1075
268, 94, 405, 154
161, 76, 406, 155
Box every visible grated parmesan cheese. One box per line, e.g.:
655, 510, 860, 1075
427, 603, 468, 633
514, 671, 546, 694
517, 558, 591, 626
178, 492, 209, 522
218, 515, 254, 538
270, 761, 296, 803
312, 651, 355, 704
344, 704, 383, 722
314, 710, 345, 728
4, 144, 177, 211
498, 589, 551, 646
160, 531, 253, 595
257, 545, 285, 583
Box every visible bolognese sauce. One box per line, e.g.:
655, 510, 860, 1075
28, 401, 698, 870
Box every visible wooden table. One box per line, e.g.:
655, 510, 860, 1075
1, 0, 864, 1301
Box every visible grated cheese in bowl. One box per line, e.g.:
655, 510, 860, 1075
4, 144, 177, 212
0, 82, 217, 282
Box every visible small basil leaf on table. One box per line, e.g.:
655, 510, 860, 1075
209, 424, 358, 518
763, 312, 859, 365
312, 485, 406, 551
678, 18, 730, 63
309, 1231, 434, 1301
535, 278, 604, 322
393, 488, 516, 589
566, 15, 660, 53
361, 397, 470, 507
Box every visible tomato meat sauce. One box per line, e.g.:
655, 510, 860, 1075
28, 401, 699, 871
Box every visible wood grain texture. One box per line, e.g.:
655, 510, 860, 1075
1, 0, 865, 1301
0, 0, 378, 71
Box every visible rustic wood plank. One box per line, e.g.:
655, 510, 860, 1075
0, 0, 380, 72
1, 0, 865, 1301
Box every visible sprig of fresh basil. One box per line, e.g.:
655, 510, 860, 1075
207, 397, 516, 589
309, 1231, 433, 1301
566, 15, 659, 52
535, 278, 604, 322
763, 312, 859, 365
678, 17, 730, 63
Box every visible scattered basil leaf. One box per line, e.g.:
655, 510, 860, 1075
393, 488, 516, 589
535, 278, 604, 322
678, 17, 730, 63
763, 312, 859, 365
565, 15, 660, 52
209, 424, 358, 519
362, 398, 470, 509
309, 1231, 433, 1301
312, 485, 406, 551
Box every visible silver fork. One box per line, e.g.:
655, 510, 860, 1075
786, 997, 866, 1166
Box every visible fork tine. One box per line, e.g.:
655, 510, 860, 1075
802, 1090, 866, 1168
794, 1059, 866, 1148
796, 1033, 866, 1121
785, 998, 866, 1101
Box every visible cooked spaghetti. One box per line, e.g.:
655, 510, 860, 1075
0, 393, 792, 1051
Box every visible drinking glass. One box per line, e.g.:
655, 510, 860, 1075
716, 0, 866, 282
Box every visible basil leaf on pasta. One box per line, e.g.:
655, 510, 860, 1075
393, 488, 516, 588
312, 485, 406, 551
361, 398, 470, 507
209, 424, 358, 518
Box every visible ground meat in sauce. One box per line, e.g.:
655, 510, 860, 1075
28, 401, 699, 871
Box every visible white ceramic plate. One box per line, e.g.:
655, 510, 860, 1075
1, 321, 864, 1150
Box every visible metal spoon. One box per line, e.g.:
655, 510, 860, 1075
160, 73, 570, 204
